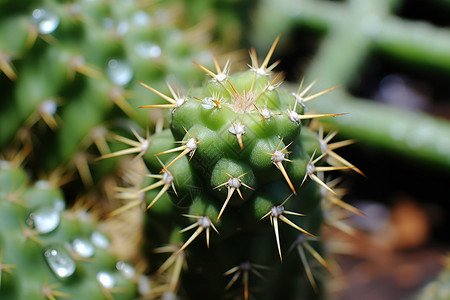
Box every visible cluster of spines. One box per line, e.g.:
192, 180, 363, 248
100, 38, 363, 299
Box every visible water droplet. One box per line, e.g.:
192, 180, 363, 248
32, 8, 60, 34
72, 238, 95, 258
116, 261, 136, 279
132, 11, 151, 26
28, 207, 60, 234
96, 271, 116, 288
91, 231, 110, 249
107, 59, 133, 86
44, 245, 76, 278
135, 42, 162, 59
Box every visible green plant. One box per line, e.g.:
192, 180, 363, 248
104, 38, 361, 299
0, 0, 213, 192
0, 159, 137, 300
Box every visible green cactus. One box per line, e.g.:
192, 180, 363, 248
0, 0, 213, 193
103, 38, 361, 299
0, 159, 138, 300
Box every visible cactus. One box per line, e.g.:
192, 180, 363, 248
0, 0, 214, 195
0, 159, 138, 300
103, 37, 361, 299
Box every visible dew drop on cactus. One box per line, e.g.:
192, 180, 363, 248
91, 230, 110, 249
132, 11, 151, 26
96, 271, 116, 288
135, 42, 162, 59
72, 238, 95, 258
28, 207, 61, 234
116, 261, 136, 279
44, 245, 76, 278
107, 59, 133, 86
31, 8, 60, 34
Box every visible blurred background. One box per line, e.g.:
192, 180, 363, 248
1, 0, 449, 299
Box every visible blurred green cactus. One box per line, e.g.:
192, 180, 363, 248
0, 0, 213, 190
0, 160, 137, 300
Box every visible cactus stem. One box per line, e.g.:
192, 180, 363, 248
224, 261, 268, 300
214, 172, 254, 222
176, 215, 219, 255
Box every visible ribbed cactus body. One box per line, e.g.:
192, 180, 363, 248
0, 161, 137, 300
113, 38, 355, 299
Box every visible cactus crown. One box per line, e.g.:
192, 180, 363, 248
103, 37, 361, 299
